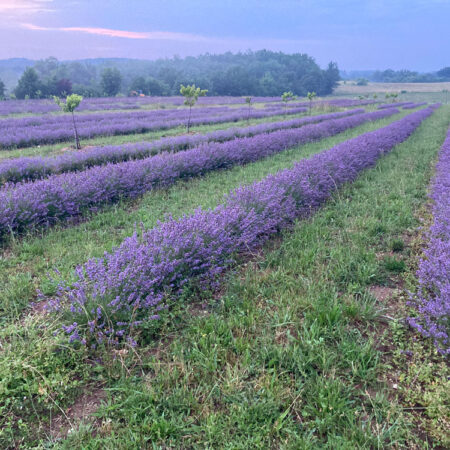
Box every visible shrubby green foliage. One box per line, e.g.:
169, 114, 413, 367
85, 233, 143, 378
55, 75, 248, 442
8, 51, 341, 98
101, 68, 122, 97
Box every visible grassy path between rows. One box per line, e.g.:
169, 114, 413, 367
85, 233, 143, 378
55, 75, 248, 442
57, 106, 448, 448
0, 107, 344, 159
0, 109, 411, 321
0, 107, 447, 448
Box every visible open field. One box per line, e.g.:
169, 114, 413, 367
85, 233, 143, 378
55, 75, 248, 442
335, 81, 450, 103
0, 97, 448, 448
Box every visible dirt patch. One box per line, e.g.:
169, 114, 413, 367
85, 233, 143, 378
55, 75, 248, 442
49, 386, 106, 440
369, 285, 398, 303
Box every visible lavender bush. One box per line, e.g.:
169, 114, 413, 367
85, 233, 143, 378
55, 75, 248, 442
0, 96, 374, 117
0, 108, 364, 184
0, 96, 283, 116
48, 107, 434, 346
0, 108, 399, 239
0, 105, 308, 149
402, 102, 428, 109
378, 102, 414, 109
409, 126, 450, 354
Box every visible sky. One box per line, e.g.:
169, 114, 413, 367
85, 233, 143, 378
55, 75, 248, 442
0, 0, 449, 70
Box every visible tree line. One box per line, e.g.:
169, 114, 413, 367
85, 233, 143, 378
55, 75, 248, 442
0, 51, 340, 99
341, 67, 450, 84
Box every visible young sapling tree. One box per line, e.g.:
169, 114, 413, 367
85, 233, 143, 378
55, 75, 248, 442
245, 96, 252, 123
180, 84, 207, 132
54, 94, 83, 149
307, 91, 317, 115
281, 91, 297, 115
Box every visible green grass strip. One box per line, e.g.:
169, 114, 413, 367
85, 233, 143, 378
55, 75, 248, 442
55, 107, 450, 448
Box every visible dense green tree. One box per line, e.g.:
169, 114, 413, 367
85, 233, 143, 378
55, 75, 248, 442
11, 50, 344, 99
0, 78, 5, 98
129, 76, 148, 94
14, 68, 41, 99
100, 68, 122, 96
437, 67, 450, 79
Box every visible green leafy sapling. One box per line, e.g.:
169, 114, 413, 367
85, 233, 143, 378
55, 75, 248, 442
54, 94, 83, 149
245, 96, 252, 123
281, 91, 297, 115
306, 91, 317, 115
180, 84, 207, 132
442, 89, 448, 104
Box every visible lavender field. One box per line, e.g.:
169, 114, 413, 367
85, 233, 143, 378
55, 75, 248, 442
0, 93, 448, 449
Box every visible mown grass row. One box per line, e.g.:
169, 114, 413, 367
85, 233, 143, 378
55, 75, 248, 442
55, 104, 449, 449
0, 107, 446, 448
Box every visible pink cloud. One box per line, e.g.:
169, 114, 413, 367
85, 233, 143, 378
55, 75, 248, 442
20, 23, 208, 41
0, 0, 54, 14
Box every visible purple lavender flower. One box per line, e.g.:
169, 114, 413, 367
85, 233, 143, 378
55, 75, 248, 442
0, 108, 399, 239
51, 106, 435, 346
0, 104, 309, 149
408, 125, 450, 354
0, 109, 364, 185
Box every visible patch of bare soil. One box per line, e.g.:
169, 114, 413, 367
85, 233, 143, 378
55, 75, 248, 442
49, 386, 106, 440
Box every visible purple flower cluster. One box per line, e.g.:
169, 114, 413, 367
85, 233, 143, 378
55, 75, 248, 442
266, 99, 377, 109
402, 102, 428, 109
0, 109, 364, 184
0, 105, 309, 149
0, 108, 399, 239
378, 102, 414, 109
0, 96, 284, 116
50, 107, 434, 346
409, 126, 450, 354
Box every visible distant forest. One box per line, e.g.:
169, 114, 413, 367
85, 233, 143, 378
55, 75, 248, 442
340, 67, 450, 83
0, 51, 340, 99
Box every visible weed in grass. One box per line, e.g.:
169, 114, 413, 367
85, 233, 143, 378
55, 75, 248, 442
383, 256, 406, 273
391, 238, 405, 252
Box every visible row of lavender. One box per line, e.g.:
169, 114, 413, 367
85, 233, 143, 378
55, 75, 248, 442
0, 96, 282, 116
378, 102, 414, 109
49, 107, 435, 346
0, 108, 399, 239
265, 99, 377, 109
403, 102, 428, 110
0, 109, 364, 184
0, 105, 230, 129
409, 126, 450, 354
0, 96, 373, 116
0, 105, 309, 149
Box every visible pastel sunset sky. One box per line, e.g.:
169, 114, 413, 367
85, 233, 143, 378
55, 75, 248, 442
0, 0, 448, 69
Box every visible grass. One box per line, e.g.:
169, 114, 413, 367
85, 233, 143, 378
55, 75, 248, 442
334, 80, 450, 104
60, 105, 449, 448
0, 107, 336, 159
0, 106, 448, 448
0, 108, 411, 322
